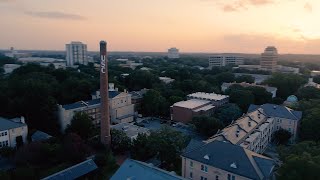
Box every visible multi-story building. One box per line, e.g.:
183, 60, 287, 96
170, 99, 215, 123
0, 117, 28, 148
248, 104, 302, 143
221, 82, 278, 98
129, 88, 148, 112
260, 46, 278, 72
181, 140, 275, 180
168, 47, 180, 59
66, 41, 88, 66
58, 85, 134, 132
209, 55, 244, 68
187, 92, 229, 107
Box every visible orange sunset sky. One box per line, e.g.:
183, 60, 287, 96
0, 0, 319, 54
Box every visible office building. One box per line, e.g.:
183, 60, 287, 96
260, 46, 278, 72
187, 92, 229, 107
170, 99, 215, 123
66, 41, 88, 66
0, 117, 28, 148
209, 55, 244, 68
221, 82, 278, 98
168, 47, 180, 59
58, 84, 134, 132
181, 140, 275, 180
111, 159, 186, 180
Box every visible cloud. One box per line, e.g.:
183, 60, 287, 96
216, 0, 275, 12
25, 11, 86, 20
304, 2, 312, 13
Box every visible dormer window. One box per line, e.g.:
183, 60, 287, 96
230, 162, 237, 169
248, 121, 252, 127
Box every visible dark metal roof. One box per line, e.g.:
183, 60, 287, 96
0, 117, 26, 131
41, 159, 97, 180
111, 159, 185, 180
182, 140, 274, 180
31, 130, 52, 142
248, 104, 302, 121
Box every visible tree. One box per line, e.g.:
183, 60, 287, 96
273, 129, 291, 145
192, 116, 224, 137
235, 75, 254, 83
215, 72, 235, 85
264, 73, 307, 99
229, 90, 254, 111
62, 133, 92, 163
131, 133, 155, 161
313, 75, 320, 84
300, 107, 320, 141
296, 86, 320, 100
111, 129, 132, 154
66, 112, 94, 139
168, 96, 184, 105
142, 90, 168, 116
0, 171, 10, 180
215, 104, 242, 126
246, 86, 272, 105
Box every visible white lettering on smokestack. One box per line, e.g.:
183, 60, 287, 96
101, 55, 106, 73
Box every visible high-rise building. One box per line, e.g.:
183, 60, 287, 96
168, 47, 180, 59
208, 55, 244, 68
260, 46, 278, 71
99, 40, 111, 146
66, 41, 88, 66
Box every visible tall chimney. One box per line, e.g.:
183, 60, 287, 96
100, 41, 111, 146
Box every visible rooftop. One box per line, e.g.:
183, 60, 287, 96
41, 159, 97, 180
111, 122, 150, 139
31, 130, 52, 142
182, 140, 274, 180
0, 117, 26, 131
111, 159, 185, 180
187, 92, 228, 101
248, 104, 302, 121
172, 99, 211, 109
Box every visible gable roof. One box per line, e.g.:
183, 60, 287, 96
110, 159, 186, 180
182, 140, 274, 180
31, 131, 52, 142
41, 159, 97, 180
248, 104, 302, 121
0, 117, 26, 131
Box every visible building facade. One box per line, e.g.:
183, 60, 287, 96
168, 47, 180, 59
0, 117, 28, 148
209, 55, 244, 68
170, 99, 215, 123
260, 46, 278, 72
221, 82, 278, 98
66, 41, 88, 66
58, 86, 134, 132
181, 141, 275, 180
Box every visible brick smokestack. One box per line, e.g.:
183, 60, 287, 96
100, 40, 111, 146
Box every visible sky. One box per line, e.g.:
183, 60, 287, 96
0, 0, 319, 54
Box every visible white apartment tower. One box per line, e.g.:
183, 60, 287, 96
260, 46, 278, 72
209, 55, 244, 68
66, 41, 88, 66
168, 47, 180, 59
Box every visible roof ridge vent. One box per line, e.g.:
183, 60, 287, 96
230, 162, 237, 169
204, 154, 210, 160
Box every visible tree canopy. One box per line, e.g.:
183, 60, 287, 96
192, 116, 224, 137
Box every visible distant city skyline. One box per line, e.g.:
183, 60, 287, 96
0, 0, 319, 54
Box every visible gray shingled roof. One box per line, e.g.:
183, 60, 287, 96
111, 159, 185, 180
31, 131, 52, 142
62, 91, 120, 110
41, 159, 97, 180
182, 140, 274, 180
248, 104, 302, 121
0, 117, 26, 131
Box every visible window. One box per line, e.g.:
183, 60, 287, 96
200, 176, 207, 180
189, 172, 193, 179
190, 161, 193, 168
228, 174, 235, 180
215, 175, 219, 180
201, 165, 208, 172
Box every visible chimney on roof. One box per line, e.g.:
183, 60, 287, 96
204, 154, 210, 160
20, 116, 25, 124
230, 162, 237, 169
273, 105, 277, 109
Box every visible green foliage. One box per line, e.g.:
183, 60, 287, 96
245, 86, 272, 104
300, 106, 320, 141
215, 104, 242, 126
62, 133, 92, 163
264, 73, 307, 99
273, 129, 291, 145
93, 151, 119, 179
277, 141, 320, 180
192, 116, 224, 137
66, 112, 94, 139
0, 147, 15, 158
12, 167, 37, 180
313, 75, 320, 84
235, 75, 254, 83
111, 129, 132, 154
272, 97, 284, 105
229, 89, 254, 111
0, 171, 10, 180
142, 90, 169, 116
131, 133, 154, 161
296, 86, 320, 100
